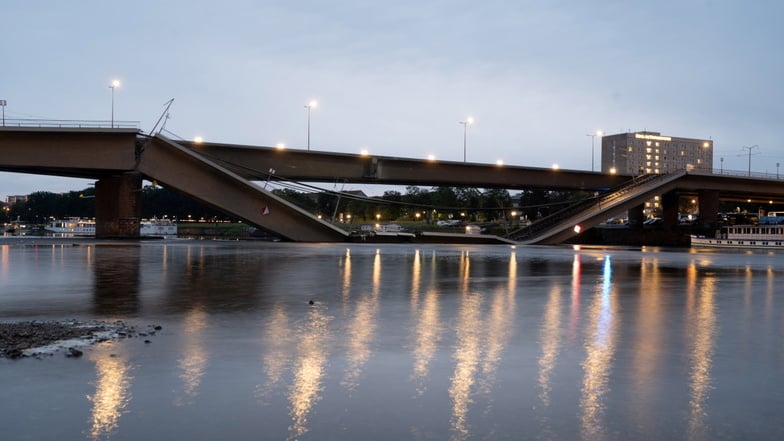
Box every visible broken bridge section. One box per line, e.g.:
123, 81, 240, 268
137, 135, 349, 242
508, 172, 688, 244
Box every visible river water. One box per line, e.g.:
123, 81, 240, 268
1, 238, 783, 440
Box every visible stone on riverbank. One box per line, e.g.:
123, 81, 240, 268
0, 320, 161, 359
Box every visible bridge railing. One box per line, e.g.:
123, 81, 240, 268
708, 168, 784, 181
0, 118, 139, 129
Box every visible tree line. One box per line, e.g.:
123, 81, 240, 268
2, 183, 596, 225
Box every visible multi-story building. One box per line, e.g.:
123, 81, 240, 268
599, 131, 713, 217
4, 195, 28, 205
600, 131, 713, 175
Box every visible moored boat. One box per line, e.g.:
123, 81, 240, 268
691, 216, 784, 249
44, 218, 96, 236
44, 217, 178, 237
140, 218, 178, 238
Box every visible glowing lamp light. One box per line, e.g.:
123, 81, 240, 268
360, 149, 369, 156
496, 159, 504, 166
552, 163, 560, 170
427, 154, 436, 161
276, 143, 286, 150
610, 167, 617, 174
193, 136, 204, 143
573, 225, 582, 233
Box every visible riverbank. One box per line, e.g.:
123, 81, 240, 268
0, 320, 160, 359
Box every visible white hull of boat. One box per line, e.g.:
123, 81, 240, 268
691, 235, 784, 249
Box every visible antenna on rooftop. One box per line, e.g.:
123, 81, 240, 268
149, 98, 175, 135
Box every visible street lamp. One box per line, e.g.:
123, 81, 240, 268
109, 80, 121, 128
720, 157, 723, 174
0, 99, 6, 126
459, 116, 474, 162
742, 144, 758, 176
305, 100, 318, 151
778, 162, 780, 179
586, 130, 603, 172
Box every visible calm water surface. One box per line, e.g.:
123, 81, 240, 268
1, 239, 783, 440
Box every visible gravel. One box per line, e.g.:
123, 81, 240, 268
0, 320, 161, 359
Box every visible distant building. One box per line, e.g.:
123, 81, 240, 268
600, 131, 713, 217
600, 131, 713, 175
4, 195, 28, 205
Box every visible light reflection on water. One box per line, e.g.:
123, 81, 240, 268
685, 263, 717, 441
176, 305, 208, 405
87, 344, 133, 440
410, 249, 441, 396
580, 255, 619, 441
341, 249, 382, 390
1, 241, 784, 440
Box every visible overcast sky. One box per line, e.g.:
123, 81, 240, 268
2, 0, 783, 199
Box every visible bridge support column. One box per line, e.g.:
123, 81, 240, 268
661, 191, 679, 227
95, 172, 141, 238
698, 190, 720, 226
627, 204, 645, 228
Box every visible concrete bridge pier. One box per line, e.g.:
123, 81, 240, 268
698, 190, 720, 225
661, 191, 680, 227
627, 204, 645, 228
95, 172, 141, 238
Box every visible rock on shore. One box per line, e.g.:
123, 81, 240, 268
0, 320, 161, 359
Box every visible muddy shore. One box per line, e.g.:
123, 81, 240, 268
0, 320, 160, 359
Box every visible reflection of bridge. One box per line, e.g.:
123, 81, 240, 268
3, 126, 784, 244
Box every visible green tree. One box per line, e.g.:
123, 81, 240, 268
481, 188, 513, 221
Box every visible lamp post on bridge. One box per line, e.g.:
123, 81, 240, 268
459, 116, 474, 162
586, 130, 603, 172
0, 100, 6, 126
109, 80, 121, 128
305, 100, 318, 151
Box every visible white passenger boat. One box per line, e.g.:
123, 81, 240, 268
45, 218, 96, 236
691, 217, 784, 249
45, 218, 177, 237
140, 218, 178, 237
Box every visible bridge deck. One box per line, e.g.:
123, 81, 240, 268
4, 127, 784, 243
